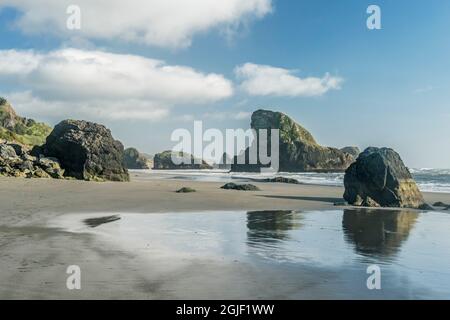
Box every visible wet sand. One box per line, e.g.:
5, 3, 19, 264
0, 175, 449, 299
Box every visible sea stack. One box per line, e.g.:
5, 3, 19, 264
343, 147, 426, 209
231, 109, 354, 172
124, 147, 153, 169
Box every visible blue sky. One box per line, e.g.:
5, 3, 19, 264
0, 0, 449, 168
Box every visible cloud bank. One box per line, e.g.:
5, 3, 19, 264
235, 63, 343, 97
0, 48, 233, 120
0, 0, 272, 48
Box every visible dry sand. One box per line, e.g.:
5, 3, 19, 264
0, 175, 449, 299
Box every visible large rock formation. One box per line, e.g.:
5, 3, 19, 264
124, 147, 153, 169
231, 109, 354, 172
0, 98, 52, 146
343, 147, 425, 208
37, 120, 129, 181
153, 150, 213, 170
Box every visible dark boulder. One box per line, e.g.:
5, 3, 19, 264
40, 120, 129, 181
231, 109, 354, 172
343, 147, 425, 208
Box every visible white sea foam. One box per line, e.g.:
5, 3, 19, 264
131, 168, 450, 193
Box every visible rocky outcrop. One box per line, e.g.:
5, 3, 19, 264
153, 150, 213, 170
0, 143, 64, 178
248, 176, 300, 184
37, 120, 129, 182
0, 98, 52, 146
124, 147, 152, 169
220, 183, 260, 191
260, 176, 300, 184
343, 147, 426, 209
433, 202, 450, 210
231, 109, 354, 172
340, 146, 361, 159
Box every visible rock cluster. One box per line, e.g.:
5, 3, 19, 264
220, 183, 260, 191
343, 147, 426, 209
0, 143, 64, 178
260, 176, 300, 184
153, 150, 212, 170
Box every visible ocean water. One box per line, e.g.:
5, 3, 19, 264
54, 209, 450, 299
131, 168, 450, 193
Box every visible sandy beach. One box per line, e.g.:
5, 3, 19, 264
1, 173, 450, 299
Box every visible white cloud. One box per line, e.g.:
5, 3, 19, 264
0, 48, 233, 120
234, 111, 252, 120
414, 85, 434, 94
5, 91, 170, 122
1, 0, 272, 48
235, 63, 343, 97
173, 111, 251, 122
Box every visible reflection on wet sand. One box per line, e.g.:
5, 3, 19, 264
342, 209, 418, 258
245, 210, 305, 262
246, 210, 303, 243
49, 209, 450, 298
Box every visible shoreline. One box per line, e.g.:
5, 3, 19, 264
1, 175, 449, 299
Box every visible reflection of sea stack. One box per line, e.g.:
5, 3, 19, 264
342, 209, 418, 257
246, 210, 302, 243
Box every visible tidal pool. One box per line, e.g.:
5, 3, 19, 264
56, 209, 450, 299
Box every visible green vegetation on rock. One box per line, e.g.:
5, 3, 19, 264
232, 109, 355, 172
0, 98, 52, 146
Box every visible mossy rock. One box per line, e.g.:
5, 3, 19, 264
0, 98, 51, 146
